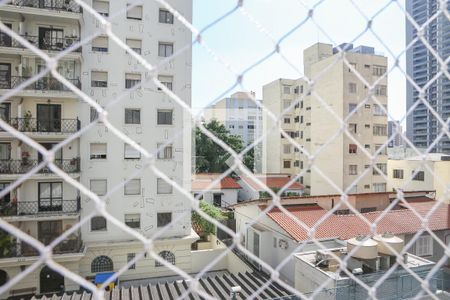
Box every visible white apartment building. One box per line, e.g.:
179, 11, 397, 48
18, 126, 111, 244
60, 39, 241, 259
263, 43, 388, 195
0, 0, 194, 297
204, 91, 263, 172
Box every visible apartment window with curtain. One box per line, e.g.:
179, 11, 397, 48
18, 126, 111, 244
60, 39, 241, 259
373, 104, 387, 116
124, 144, 141, 159
93, 0, 109, 16
91, 71, 108, 87
157, 110, 173, 125
157, 75, 173, 91
126, 39, 142, 54
349, 165, 358, 175
373, 163, 387, 175
125, 73, 141, 89
393, 169, 404, 179
373, 183, 386, 192
373, 124, 387, 136
125, 214, 140, 229
127, 4, 143, 20
157, 143, 173, 159
0, 143, 10, 160
412, 171, 425, 181
159, 9, 174, 24
92, 36, 108, 52
375, 85, 387, 96
374, 144, 387, 155
158, 42, 173, 57
349, 144, 357, 154
90, 179, 107, 196
157, 178, 172, 194
125, 179, 141, 195
125, 108, 140, 124
90, 143, 107, 159
415, 235, 433, 256
373, 65, 386, 76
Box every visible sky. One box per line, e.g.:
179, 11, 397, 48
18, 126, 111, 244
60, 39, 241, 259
191, 0, 407, 123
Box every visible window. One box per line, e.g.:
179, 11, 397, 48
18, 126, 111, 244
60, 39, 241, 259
364, 184, 370, 189
93, 0, 109, 16
348, 103, 357, 113
91, 216, 107, 231
284, 118, 290, 124
157, 213, 172, 227
125, 73, 141, 89
349, 165, 358, 175
91, 71, 108, 87
125, 108, 140, 124
157, 75, 173, 91
38, 182, 62, 210
127, 4, 143, 20
373, 183, 386, 192
365, 104, 371, 109
349, 123, 357, 134
348, 82, 357, 93
375, 85, 387, 96
375, 144, 387, 155
294, 160, 299, 167
157, 110, 173, 125
373, 124, 387, 136
373, 163, 387, 175
124, 144, 141, 159
157, 143, 173, 159
361, 207, 376, 213
349, 144, 357, 154
158, 42, 173, 57
365, 144, 370, 149
90, 143, 107, 159
0, 102, 10, 123
157, 178, 172, 194
125, 214, 140, 229
373, 104, 387, 116
415, 235, 433, 256
0, 143, 10, 160
159, 9, 174, 24
125, 179, 141, 195
90, 107, 99, 122
365, 124, 371, 129
155, 250, 175, 267
90, 179, 107, 196
412, 171, 425, 181
283, 85, 290, 94
335, 209, 350, 215
283, 160, 291, 168
92, 36, 108, 52
273, 237, 277, 248
373, 65, 386, 76
247, 124, 254, 129
127, 253, 136, 269
283, 144, 291, 154
393, 169, 404, 179
283, 100, 291, 109
126, 39, 142, 54
91, 255, 113, 273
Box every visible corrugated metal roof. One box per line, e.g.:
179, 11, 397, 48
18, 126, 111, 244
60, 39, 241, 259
32, 272, 293, 300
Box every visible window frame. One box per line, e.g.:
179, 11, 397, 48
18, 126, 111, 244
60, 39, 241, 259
157, 212, 172, 228
124, 108, 141, 125
124, 179, 141, 195
159, 9, 174, 24
90, 143, 107, 160
158, 42, 174, 57
91, 216, 107, 232
124, 144, 141, 160
415, 235, 433, 257
90, 179, 107, 196
157, 109, 173, 125
125, 214, 140, 229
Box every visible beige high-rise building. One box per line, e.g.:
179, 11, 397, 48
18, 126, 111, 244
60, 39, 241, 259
263, 43, 388, 195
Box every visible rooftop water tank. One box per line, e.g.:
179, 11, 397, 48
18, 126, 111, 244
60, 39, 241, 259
373, 233, 404, 256
347, 236, 378, 260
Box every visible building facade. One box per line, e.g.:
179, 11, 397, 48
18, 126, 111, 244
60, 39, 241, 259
204, 91, 263, 172
406, 0, 450, 153
0, 0, 194, 297
262, 43, 388, 195
387, 120, 403, 147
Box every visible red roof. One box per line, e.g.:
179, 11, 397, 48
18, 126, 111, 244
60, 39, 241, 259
242, 176, 304, 191
261, 201, 450, 241
192, 173, 241, 191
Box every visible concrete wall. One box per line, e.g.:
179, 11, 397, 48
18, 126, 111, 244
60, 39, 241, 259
193, 189, 239, 207
387, 159, 435, 192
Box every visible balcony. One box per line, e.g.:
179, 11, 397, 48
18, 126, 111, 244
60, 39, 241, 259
0, 198, 80, 217
6, 0, 82, 13
3, 117, 80, 134
0, 237, 83, 259
0, 76, 81, 91
0, 158, 80, 174
0, 34, 81, 52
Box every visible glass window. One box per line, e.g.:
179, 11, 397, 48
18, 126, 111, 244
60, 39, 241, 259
157, 213, 172, 228
348, 103, 357, 113
157, 178, 172, 194
157, 110, 173, 125
90, 143, 107, 159
126, 39, 142, 54
283, 160, 291, 168
125, 214, 140, 229
349, 165, 358, 175
373, 124, 387, 136
415, 235, 433, 256
373, 183, 386, 192
158, 42, 173, 57
91, 255, 113, 272
349, 144, 357, 154
412, 171, 425, 181
348, 82, 357, 93
393, 169, 404, 179
157, 75, 173, 91
125, 179, 141, 195
283, 85, 290, 94
38, 182, 62, 210
283, 144, 291, 154
90, 179, 107, 196
155, 250, 175, 267
91, 71, 108, 87
93, 0, 109, 16
373, 65, 387, 76
124, 144, 141, 159
92, 36, 108, 52
375, 85, 387, 96
0, 143, 10, 160
159, 9, 174, 24
127, 4, 143, 20
349, 123, 357, 134
373, 104, 387, 116
0, 103, 10, 123
125, 108, 140, 124
125, 73, 141, 89
127, 253, 136, 269
157, 143, 173, 159
91, 216, 107, 231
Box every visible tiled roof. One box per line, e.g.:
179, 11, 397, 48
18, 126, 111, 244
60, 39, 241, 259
32, 272, 294, 300
241, 176, 304, 191
261, 201, 450, 242
192, 173, 241, 190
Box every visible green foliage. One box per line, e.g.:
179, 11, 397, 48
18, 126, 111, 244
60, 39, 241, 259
0, 230, 15, 258
192, 201, 225, 237
195, 120, 254, 172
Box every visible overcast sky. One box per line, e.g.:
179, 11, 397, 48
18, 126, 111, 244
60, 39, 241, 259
191, 0, 407, 123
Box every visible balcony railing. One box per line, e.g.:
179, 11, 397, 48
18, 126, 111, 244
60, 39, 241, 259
0, 237, 83, 258
7, 0, 82, 13
0, 198, 80, 217
0, 76, 81, 91
0, 34, 81, 52
4, 117, 81, 133
0, 158, 80, 174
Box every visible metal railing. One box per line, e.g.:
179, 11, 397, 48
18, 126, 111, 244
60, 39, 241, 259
0, 34, 81, 52
0, 158, 80, 174
4, 117, 80, 133
0, 198, 81, 217
7, 0, 82, 13
0, 237, 83, 259
0, 76, 81, 91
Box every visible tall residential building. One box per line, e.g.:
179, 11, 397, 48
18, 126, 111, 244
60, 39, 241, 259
388, 120, 403, 147
0, 0, 193, 296
406, 0, 450, 153
263, 43, 388, 195
204, 91, 263, 172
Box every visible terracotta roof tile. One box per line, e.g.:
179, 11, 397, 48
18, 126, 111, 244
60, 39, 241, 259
242, 176, 304, 191
192, 173, 241, 190
261, 202, 450, 241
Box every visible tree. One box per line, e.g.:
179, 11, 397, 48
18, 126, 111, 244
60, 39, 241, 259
195, 120, 254, 172
192, 201, 225, 238
0, 230, 15, 258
